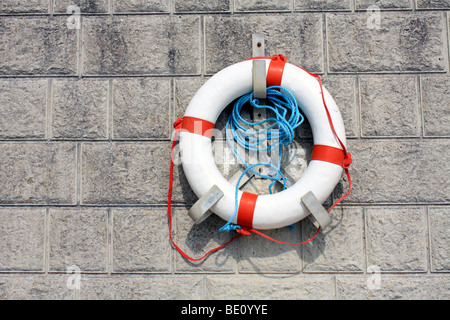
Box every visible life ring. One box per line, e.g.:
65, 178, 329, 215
178, 55, 350, 230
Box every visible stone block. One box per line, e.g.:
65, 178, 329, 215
356, 0, 413, 10
113, 0, 170, 13
206, 274, 335, 299
175, 0, 230, 12
337, 275, 450, 299
421, 76, 450, 136
54, 0, 109, 13
0, 143, 77, 204
48, 208, 108, 272
0, 275, 74, 300
79, 275, 204, 299
327, 12, 446, 73
429, 206, 450, 271
366, 207, 428, 272
0, 208, 45, 271
0, 0, 49, 14
51, 79, 108, 140
234, 0, 291, 11
204, 14, 323, 75
0, 17, 78, 76
82, 16, 201, 76
81, 142, 170, 204
0, 80, 47, 139
295, 0, 351, 11
340, 139, 450, 203
416, 0, 450, 9
359, 76, 420, 137
112, 78, 170, 139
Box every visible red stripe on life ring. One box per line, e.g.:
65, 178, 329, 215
181, 116, 215, 139
311, 144, 346, 168
237, 192, 258, 228
266, 54, 287, 87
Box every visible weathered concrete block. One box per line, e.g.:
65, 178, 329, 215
204, 14, 323, 75
356, 0, 413, 9
421, 76, 450, 136
112, 208, 171, 272
429, 206, 450, 271
359, 76, 420, 137
206, 275, 335, 299
51, 79, 108, 140
79, 275, 204, 299
0, 143, 77, 204
0, 208, 45, 271
0, 275, 74, 300
113, 0, 170, 13
172, 207, 237, 272
48, 208, 108, 272
81, 142, 170, 204
366, 207, 428, 272
327, 12, 446, 73
337, 275, 450, 299
82, 16, 201, 76
340, 139, 450, 203
0, 0, 49, 14
175, 0, 230, 12
295, 0, 351, 11
0, 80, 47, 139
234, 0, 291, 11
302, 207, 364, 272
416, 0, 450, 9
54, 0, 108, 13
112, 78, 170, 140
0, 17, 78, 76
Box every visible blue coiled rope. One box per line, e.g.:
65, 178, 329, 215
219, 86, 305, 232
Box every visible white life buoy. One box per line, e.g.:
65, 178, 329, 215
177, 55, 351, 230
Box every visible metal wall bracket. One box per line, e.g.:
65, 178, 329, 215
252, 34, 266, 99
188, 185, 224, 225
301, 191, 332, 230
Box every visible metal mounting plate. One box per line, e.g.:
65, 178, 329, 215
301, 191, 332, 229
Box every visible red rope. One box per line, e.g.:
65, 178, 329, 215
167, 56, 352, 260
237, 226, 321, 245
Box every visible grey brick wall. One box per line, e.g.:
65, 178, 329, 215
0, 0, 449, 300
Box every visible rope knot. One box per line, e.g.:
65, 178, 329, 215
272, 54, 286, 62
236, 227, 252, 236
173, 117, 183, 129
343, 153, 352, 169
